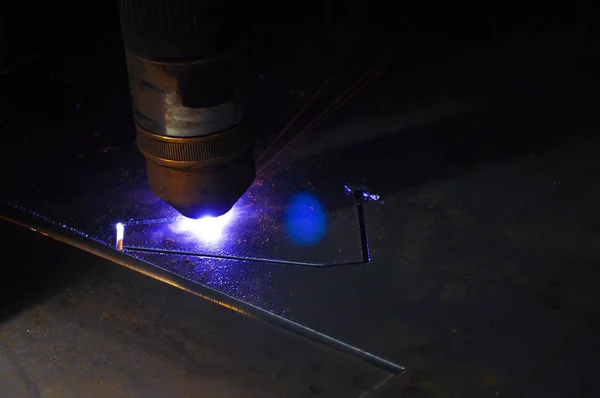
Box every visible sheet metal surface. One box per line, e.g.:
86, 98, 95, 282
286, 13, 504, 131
0, 222, 392, 398
2, 11, 600, 397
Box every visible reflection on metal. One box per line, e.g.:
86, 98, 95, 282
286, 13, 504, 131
171, 208, 237, 243
125, 50, 248, 138
122, 247, 336, 267
117, 188, 373, 267
0, 201, 404, 375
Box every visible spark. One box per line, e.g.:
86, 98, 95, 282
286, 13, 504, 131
344, 183, 380, 201
116, 222, 124, 250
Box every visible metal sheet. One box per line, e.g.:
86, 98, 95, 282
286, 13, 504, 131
0, 221, 393, 398
3, 10, 600, 397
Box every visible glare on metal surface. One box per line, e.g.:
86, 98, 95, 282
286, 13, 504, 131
170, 207, 237, 243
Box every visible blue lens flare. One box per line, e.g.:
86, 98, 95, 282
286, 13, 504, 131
285, 192, 327, 246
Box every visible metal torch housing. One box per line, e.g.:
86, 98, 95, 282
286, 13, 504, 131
118, 0, 255, 219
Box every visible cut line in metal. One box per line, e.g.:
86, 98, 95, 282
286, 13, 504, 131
122, 246, 367, 267
118, 188, 373, 268
0, 202, 404, 375
354, 190, 371, 263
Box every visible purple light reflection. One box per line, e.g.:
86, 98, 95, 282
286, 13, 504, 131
169, 206, 238, 243
117, 182, 364, 265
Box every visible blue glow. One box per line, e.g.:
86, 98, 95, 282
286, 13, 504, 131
285, 192, 327, 246
364, 192, 380, 201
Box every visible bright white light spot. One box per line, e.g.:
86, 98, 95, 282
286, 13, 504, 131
170, 208, 236, 243
115, 223, 125, 250
116, 223, 124, 241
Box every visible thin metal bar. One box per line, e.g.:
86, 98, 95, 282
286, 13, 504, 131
0, 203, 404, 375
